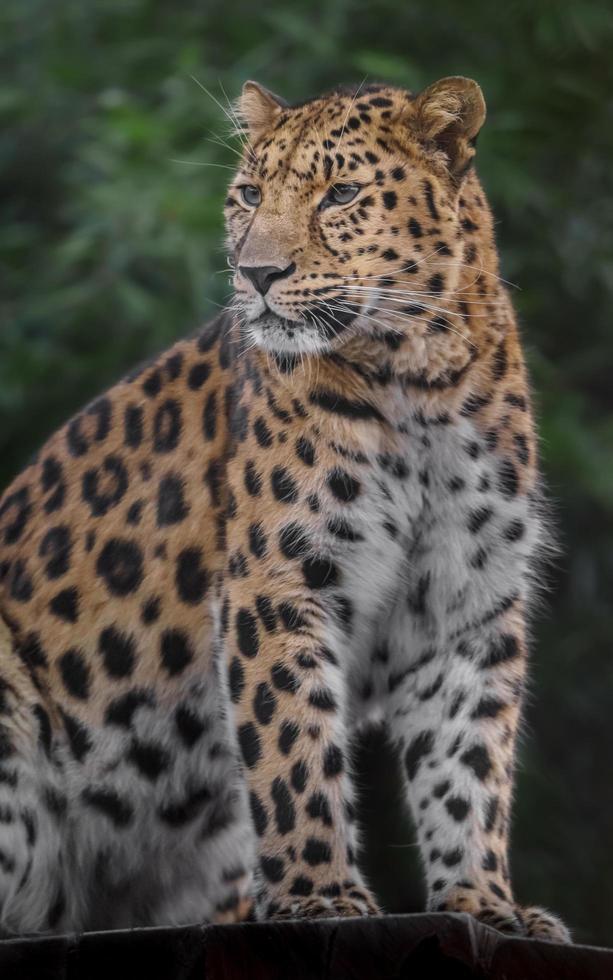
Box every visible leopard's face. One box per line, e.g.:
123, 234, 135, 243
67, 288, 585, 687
224, 80, 485, 355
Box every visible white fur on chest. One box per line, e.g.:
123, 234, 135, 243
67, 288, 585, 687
331, 414, 540, 718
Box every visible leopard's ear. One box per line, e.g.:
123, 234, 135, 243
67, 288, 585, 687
238, 81, 287, 140
410, 76, 486, 181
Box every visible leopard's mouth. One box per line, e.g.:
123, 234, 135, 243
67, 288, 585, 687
250, 311, 303, 336
246, 304, 360, 353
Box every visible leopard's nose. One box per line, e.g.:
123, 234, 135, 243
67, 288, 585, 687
239, 262, 296, 296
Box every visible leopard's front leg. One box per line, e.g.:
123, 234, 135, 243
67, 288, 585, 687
387, 605, 570, 943
223, 574, 378, 921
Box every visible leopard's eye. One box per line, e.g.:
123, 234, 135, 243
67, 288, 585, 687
322, 183, 361, 208
240, 185, 262, 207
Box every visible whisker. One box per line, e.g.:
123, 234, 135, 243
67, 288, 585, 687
190, 75, 236, 125
321, 300, 477, 350
218, 78, 251, 148
170, 159, 239, 171
336, 77, 368, 158
205, 134, 251, 164
190, 76, 251, 151
325, 285, 487, 319
328, 284, 507, 312
333, 269, 508, 301
343, 293, 478, 339
319, 301, 418, 339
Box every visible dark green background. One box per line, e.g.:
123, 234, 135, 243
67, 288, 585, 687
2, 0, 612, 946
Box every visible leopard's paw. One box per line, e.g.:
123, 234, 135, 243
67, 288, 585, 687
436, 885, 571, 944
519, 905, 572, 944
213, 894, 256, 924
266, 882, 379, 920
436, 884, 525, 936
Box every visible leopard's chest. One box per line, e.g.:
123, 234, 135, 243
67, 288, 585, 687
328, 412, 540, 658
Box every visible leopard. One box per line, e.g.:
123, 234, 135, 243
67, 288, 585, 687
0, 74, 570, 942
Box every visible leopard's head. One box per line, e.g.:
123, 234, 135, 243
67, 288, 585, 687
224, 77, 486, 355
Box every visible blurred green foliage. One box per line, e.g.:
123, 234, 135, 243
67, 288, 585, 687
1, 0, 612, 946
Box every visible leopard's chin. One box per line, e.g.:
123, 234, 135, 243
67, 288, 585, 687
245, 312, 336, 356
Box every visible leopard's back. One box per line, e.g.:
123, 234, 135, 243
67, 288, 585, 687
0, 317, 233, 694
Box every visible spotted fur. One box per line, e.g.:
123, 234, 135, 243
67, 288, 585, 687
0, 76, 569, 941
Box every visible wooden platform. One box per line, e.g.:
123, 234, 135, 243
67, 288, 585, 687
0, 912, 611, 978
